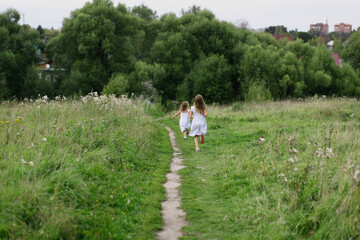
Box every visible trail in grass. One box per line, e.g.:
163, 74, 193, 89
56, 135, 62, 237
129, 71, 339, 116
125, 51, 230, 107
157, 126, 188, 240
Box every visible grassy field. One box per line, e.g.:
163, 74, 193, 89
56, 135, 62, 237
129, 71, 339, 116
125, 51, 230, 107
2, 95, 360, 239
0, 94, 171, 239
165, 97, 360, 239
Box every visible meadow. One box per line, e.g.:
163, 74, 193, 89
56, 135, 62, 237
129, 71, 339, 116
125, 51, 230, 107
0, 94, 171, 239
164, 96, 360, 239
1, 95, 360, 239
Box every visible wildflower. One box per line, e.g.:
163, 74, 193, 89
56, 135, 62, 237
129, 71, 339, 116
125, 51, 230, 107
259, 137, 265, 143
20, 159, 27, 164
278, 173, 285, 178
42, 138, 47, 141
110, 195, 113, 199
288, 137, 295, 142
350, 114, 354, 118
293, 149, 299, 154
354, 171, 360, 186
284, 177, 288, 182
28, 161, 34, 167
294, 167, 298, 171
315, 148, 324, 157
326, 148, 335, 158
15, 119, 20, 122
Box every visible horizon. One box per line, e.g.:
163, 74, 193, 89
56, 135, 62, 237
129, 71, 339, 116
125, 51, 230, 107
1, 0, 359, 32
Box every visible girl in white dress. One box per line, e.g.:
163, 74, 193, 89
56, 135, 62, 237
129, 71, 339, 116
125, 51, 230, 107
172, 101, 191, 139
189, 94, 207, 151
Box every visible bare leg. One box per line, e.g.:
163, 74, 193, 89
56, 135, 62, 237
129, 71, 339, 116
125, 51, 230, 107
194, 135, 199, 150
183, 130, 187, 139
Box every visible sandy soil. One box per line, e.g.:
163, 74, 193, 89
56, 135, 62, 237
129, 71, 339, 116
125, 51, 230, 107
157, 126, 188, 240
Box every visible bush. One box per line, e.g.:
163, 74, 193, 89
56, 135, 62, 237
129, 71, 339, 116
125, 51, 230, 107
102, 74, 129, 96
244, 82, 272, 102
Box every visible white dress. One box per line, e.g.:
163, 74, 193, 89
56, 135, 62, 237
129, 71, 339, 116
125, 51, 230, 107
179, 110, 191, 132
189, 106, 207, 136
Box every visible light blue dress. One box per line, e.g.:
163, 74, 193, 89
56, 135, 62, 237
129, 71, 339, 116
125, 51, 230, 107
179, 110, 191, 132
189, 106, 207, 136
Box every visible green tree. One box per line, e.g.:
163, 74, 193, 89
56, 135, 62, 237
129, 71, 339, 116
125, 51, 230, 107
190, 54, 233, 104
49, 0, 141, 95
239, 45, 281, 99
131, 4, 159, 61
342, 31, 360, 70
265, 25, 288, 35
297, 31, 313, 43
0, 9, 41, 99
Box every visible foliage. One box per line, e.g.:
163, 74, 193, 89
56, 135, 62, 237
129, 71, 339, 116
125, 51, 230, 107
342, 31, 360, 71
190, 54, 233, 104
2, 3, 360, 102
297, 31, 313, 43
48, 0, 141, 95
0, 9, 41, 99
265, 25, 288, 35
167, 98, 360, 239
0, 94, 171, 239
102, 73, 130, 96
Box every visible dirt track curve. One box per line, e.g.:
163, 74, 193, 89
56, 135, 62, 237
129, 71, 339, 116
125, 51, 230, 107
157, 126, 188, 240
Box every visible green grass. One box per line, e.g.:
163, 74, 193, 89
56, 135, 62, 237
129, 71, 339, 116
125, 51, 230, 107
0, 95, 172, 239
165, 98, 360, 239
3, 95, 360, 239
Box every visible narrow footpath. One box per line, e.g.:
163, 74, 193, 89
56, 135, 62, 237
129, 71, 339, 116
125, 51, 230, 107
157, 126, 188, 240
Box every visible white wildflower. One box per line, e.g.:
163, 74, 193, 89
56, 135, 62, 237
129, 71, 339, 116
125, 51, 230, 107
259, 137, 265, 143
294, 167, 298, 171
20, 159, 27, 164
284, 177, 288, 182
354, 170, 360, 186
278, 173, 285, 178
289, 157, 295, 164
315, 148, 324, 157
336, 208, 342, 214
293, 149, 299, 154
42, 138, 47, 141
326, 148, 334, 158
288, 137, 295, 142
28, 161, 34, 167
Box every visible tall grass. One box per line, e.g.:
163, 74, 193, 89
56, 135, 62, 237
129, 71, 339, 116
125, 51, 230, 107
0, 94, 172, 239
167, 97, 360, 239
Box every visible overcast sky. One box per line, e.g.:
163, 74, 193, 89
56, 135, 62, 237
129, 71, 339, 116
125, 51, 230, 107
1, 0, 359, 32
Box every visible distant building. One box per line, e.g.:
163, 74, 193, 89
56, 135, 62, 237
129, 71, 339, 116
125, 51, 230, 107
310, 23, 329, 34
332, 53, 342, 67
334, 23, 352, 33
273, 35, 293, 42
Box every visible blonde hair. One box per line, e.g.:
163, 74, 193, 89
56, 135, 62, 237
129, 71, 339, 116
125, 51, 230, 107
194, 94, 206, 115
180, 101, 189, 112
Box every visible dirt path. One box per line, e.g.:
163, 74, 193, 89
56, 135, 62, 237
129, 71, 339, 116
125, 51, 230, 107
157, 126, 188, 240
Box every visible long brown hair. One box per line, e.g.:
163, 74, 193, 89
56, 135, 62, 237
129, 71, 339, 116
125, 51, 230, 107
194, 94, 206, 115
180, 101, 189, 112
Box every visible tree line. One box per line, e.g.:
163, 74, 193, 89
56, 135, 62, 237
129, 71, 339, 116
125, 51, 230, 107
1, 0, 360, 105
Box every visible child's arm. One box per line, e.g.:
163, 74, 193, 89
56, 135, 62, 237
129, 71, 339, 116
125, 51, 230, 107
204, 109, 208, 117
189, 109, 193, 120
171, 111, 181, 119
